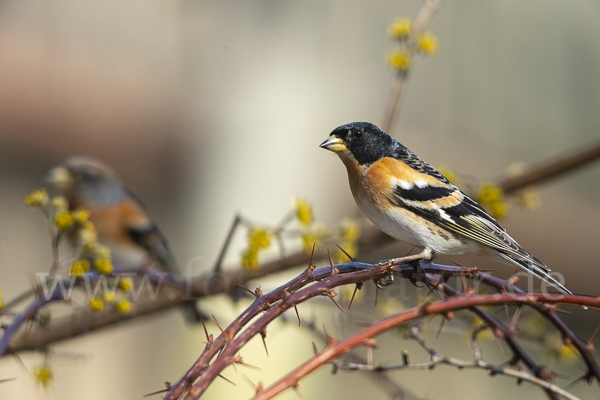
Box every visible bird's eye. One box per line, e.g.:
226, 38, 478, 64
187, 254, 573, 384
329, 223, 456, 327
355, 130, 363, 138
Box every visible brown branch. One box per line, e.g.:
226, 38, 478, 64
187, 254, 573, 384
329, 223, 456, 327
474, 272, 600, 384
498, 139, 600, 193
163, 255, 597, 400
164, 256, 473, 399
251, 293, 598, 400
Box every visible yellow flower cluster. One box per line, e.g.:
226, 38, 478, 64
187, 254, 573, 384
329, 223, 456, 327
335, 219, 361, 263
241, 227, 273, 270
25, 188, 49, 207
387, 49, 412, 71
388, 18, 412, 40
116, 299, 132, 314
94, 257, 113, 275
51, 196, 68, 211
118, 277, 133, 293
55, 211, 74, 230
89, 297, 104, 312
0, 290, 3, 312
103, 291, 116, 303
474, 181, 507, 220
69, 260, 90, 278
557, 344, 578, 363
90, 291, 132, 313
32, 364, 53, 388
293, 198, 324, 254
416, 32, 438, 55
294, 197, 314, 226
386, 16, 438, 71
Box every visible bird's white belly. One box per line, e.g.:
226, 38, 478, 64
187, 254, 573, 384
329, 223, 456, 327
354, 191, 467, 255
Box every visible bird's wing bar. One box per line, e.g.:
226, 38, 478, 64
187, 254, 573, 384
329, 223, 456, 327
391, 182, 550, 272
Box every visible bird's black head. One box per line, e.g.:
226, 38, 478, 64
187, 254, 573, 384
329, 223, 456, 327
320, 121, 398, 165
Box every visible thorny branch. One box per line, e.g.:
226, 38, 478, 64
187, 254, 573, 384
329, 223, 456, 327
251, 290, 598, 400
163, 252, 599, 400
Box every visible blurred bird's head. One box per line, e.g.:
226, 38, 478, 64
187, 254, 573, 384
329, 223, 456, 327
319, 121, 398, 165
45, 156, 127, 205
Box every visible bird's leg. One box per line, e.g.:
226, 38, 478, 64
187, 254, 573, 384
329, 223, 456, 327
375, 248, 433, 268
374, 249, 434, 289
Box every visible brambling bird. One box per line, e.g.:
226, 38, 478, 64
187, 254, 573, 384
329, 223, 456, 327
46, 156, 203, 320
46, 156, 177, 272
320, 121, 573, 296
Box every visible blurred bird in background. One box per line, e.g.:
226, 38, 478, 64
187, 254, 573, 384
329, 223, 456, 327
46, 156, 202, 321
321, 121, 574, 296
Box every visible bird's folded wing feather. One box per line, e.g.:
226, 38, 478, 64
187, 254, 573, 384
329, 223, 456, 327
381, 154, 550, 272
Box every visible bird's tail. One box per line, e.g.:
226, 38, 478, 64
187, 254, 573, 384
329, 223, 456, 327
498, 252, 573, 296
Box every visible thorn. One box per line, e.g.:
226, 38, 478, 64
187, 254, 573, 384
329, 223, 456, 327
509, 307, 522, 332
436, 317, 446, 339
494, 330, 507, 356
292, 384, 304, 399
323, 324, 337, 346
260, 330, 269, 356
405, 246, 415, 256
241, 374, 258, 390
217, 374, 236, 386
312, 342, 319, 355
10, 349, 28, 373
564, 375, 585, 390
554, 307, 572, 315
327, 291, 347, 316
309, 243, 316, 267
348, 283, 362, 310
375, 285, 379, 307
327, 249, 337, 277
294, 305, 301, 327
335, 244, 355, 262
588, 323, 600, 348
143, 388, 169, 397
236, 360, 261, 371
504, 303, 509, 319
199, 314, 212, 343
211, 314, 225, 335
235, 282, 259, 298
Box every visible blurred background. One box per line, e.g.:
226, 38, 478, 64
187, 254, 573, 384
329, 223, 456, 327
0, 0, 599, 399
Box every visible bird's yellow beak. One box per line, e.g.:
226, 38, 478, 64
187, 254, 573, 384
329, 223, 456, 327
320, 136, 347, 152
45, 166, 72, 189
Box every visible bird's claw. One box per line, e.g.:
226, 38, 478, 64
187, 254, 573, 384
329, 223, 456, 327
374, 271, 394, 289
